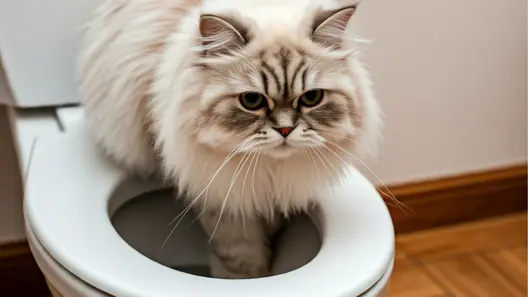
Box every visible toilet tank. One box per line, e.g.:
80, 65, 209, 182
0, 0, 100, 107
0, 0, 103, 243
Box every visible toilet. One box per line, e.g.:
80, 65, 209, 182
1, 0, 395, 296
19, 110, 394, 297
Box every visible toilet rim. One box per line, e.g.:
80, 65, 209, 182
24, 120, 395, 297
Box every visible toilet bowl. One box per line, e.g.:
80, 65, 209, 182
19, 109, 395, 297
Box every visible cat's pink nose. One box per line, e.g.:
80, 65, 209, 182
274, 127, 294, 137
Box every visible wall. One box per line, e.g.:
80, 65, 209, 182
0, 105, 24, 243
354, 0, 527, 185
0, 0, 526, 244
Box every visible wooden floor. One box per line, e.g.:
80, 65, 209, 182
390, 212, 527, 297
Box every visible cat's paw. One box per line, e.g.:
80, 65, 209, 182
209, 253, 270, 279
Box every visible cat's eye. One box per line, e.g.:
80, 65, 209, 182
239, 92, 267, 110
299, 89, 324, 107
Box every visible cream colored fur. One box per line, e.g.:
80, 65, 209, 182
78, 0, 382, 278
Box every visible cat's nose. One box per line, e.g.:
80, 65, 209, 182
273, 126, 294, 138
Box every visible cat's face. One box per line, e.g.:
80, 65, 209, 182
185, 4, 367, 159
197, 46, 359, 159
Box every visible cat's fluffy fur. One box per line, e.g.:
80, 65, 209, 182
78, 0, 382, 278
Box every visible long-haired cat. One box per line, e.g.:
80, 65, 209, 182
78, 0, 382, 278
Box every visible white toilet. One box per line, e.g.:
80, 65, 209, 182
1, 0, 395, 296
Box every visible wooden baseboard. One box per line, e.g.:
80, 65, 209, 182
384, 164, 527, 233
0, 241, 49, 297
1, 164, 526, 296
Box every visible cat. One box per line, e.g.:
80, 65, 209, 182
77, 0, 382, 279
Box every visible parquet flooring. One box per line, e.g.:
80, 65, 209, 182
390, 212, 527, 297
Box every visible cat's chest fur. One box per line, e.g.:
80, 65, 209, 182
171, 141, 346, 217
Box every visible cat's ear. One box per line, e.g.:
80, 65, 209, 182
199, 15, 248, 57
311, 5, 357, 50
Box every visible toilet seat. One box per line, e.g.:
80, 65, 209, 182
24, 118, 394, 297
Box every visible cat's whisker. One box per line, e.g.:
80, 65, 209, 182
160, 185, 214, 252
160, 139, 256, 253
251, 149, 262, 210
385, 201, 403, 209
165, 137, 254, 229
241, 149, 257, 198
305, 139, 338, 180
209, 148, 254, 242
240, 149, 258, 240
313, 129, 357, 143
241, 209, 248, 240
183, 183, 215, 229
312, 145, 341, 182
316, 139, 405, 212
323, 138, 412, 214
335, 135, 357, 143
308, 140, 341, 208
313, 139, 401, 212
161, 193, 204, 251
305, 147, 321, 181
312, 140, 351, 168
229, 147, 254, 186
341, 136, 358, 143
309, 145, 335, 183
184, 190, 209, 229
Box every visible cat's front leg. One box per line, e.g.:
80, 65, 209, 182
198, 209, 271, 279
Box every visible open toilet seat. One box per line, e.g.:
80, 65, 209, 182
24, 117, 394, 297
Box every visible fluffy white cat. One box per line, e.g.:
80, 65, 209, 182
78, 0, 382, 278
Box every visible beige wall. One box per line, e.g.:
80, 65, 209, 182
354, 0, 527, 184
0, 105, 24, 243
